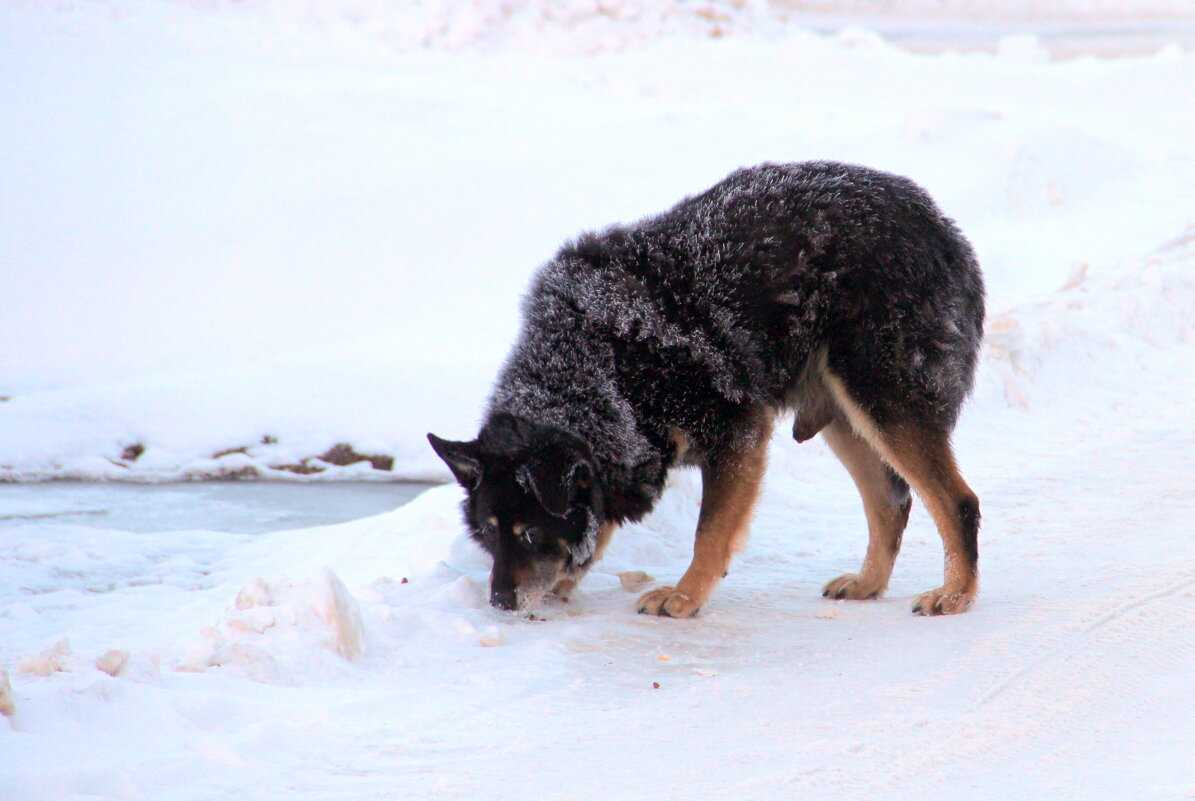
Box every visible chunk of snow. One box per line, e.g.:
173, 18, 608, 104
311, 568, 366, 661
16, 640, 73, 677
94, 650, 130, 678
617, 570, 653, 591
0, 670, 14, 719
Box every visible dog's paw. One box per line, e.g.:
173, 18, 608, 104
911, 587, 976, 616
550, 578, 577, 603
637, 585, 702, 618
821, 573, 884, 601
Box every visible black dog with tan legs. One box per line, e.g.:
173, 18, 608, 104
429, 162, 985, 617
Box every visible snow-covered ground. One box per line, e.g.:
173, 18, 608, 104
2, 2, 1194, 799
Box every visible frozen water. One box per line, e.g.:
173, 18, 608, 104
0, 482, 435, 535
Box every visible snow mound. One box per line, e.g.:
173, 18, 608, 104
76, 0, 1195, 58
775, 0, 1195, 22
174, 569, 365, 682
326, 0, 778, 53
979, 228, 1195, 411
124, 472, 706, 684
0, 353, 494, 483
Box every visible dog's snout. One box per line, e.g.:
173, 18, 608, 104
490, 589, 518, 611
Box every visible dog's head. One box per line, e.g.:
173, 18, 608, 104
427, 413, 602, 612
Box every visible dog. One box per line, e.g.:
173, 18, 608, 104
428, 161, 984, 617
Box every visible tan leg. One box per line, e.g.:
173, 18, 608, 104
821, 418, 912, 601
638, 417, 773, 617
593, 521, 617, 563
825, 372, 981, 615
880, 425, 979, 614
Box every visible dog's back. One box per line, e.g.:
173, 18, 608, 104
499, 162, 984, 456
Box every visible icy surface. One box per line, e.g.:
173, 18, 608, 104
1, 3, 1194, 800
0, 481, 432, 535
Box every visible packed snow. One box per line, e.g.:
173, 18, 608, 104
2, 2, 1194, 799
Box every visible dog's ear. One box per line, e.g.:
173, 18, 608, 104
518, 451, 593, 518
427, 433, 482, 489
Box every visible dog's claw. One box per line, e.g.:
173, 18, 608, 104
636, 585, 703, 618
911, 587, 975, 616
822, 573, 885, 602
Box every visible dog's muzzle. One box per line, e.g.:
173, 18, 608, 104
490, 588, 518, 611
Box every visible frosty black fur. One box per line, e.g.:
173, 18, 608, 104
429, 161, 985, 617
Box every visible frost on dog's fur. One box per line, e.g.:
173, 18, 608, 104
489, 161, 984, 505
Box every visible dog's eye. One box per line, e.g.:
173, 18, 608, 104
477, 518, 498, 543
519, 526, 560, 554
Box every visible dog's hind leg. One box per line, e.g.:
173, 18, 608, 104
637, 415, 773, 618
882, 426, 979, 615
824, 373, 980, 615
821, 418, 912, 601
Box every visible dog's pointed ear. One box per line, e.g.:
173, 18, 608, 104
518, 454, 593, 518
427, 433, 482, 489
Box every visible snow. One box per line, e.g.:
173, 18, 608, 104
2, 2, 1195, 799
4, 5, 1194, 480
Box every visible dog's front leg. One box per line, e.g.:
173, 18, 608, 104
638, 422, 771, 617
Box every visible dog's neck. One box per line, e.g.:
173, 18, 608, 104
485, 256, 669, 522
487, 344, 663, 476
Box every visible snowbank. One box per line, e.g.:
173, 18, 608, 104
778, 0, 1195, 22
2, 3, 1193, 481
16, 1, 1194, 60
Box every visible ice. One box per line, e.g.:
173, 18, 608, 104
2, 2, 1194, 800
0, 481, 429, 536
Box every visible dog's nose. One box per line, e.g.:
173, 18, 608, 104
490, 589, 518, 611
